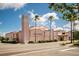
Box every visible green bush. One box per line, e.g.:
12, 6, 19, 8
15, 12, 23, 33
38, 40, 58, 43
0, 37, 5, 43
38, 41, 46, 43
38, 41, 42, 43
28, 39, 58, 44
46, 40, 52, 42
28, 41, 34, 43
0, 38, 17, 44
8, 38, 17, 44
73, 31, 79, 40
73, 41, 79, 46
7, 41, 17, 44
61, 43, 66, 46
53, 39, 58, 42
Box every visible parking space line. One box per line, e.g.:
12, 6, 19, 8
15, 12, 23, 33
60, 47, 77, 52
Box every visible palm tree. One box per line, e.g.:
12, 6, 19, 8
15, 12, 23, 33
48, 16, 55, 40
49, 3, 78, 43
33, 15, 40, 43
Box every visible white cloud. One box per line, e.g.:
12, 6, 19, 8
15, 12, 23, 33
54, 27, 63, 31
51, 21, 57, 29
19, 14, 22, 19
37, 12, 59, 22
63, 22, 71, 29
28, 10, 36, 19
64, 28, 71, 32
75, 25, 79, 31
0, 22, 2, 25
75, 20, 79, 25
63, 22, 71, 32
28, 10, 46, 22
63, 21, 79, 31
28, 10, 58, 22
42, 12, 59, 20
28, 10, 59, 28
38, 17, 46, 22
74, 20, 79, 31
0, 3, 25, 11
0, 32, 6, 37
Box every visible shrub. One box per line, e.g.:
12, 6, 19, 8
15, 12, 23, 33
53, 39, 58, 42
73, 41, 79, 46
0, 38, 17, 44
0, 37, 5, 43
73, 31, 79, 40
60, 43, 66, 46
28, 41, 34, 43
29, 39, 58, 44
38, 41, 46, 43
38, 41, 42, 43
47, 40, 52, 42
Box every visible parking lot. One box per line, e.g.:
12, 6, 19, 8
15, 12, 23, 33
0, 41, 79, 56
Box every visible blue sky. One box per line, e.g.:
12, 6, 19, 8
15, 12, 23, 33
0, 3, 70, 35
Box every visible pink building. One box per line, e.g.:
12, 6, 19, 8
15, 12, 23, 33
30, 26, 49, 42
5, 15, 71, 43
17, 31, 22, 43
5, 32, 18, 42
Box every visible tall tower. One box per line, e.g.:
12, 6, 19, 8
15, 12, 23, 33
21, 15, 29, 43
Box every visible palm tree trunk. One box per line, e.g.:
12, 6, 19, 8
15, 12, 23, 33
35, 22, 36, 43
43, 31, 45, 41
53, 29, 54, 40
71, 20, 73, 43
73, 21, 75, 43
49, 20, 52, 40
29, 30, 30, 42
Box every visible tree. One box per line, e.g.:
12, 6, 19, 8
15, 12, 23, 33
48, 16, 55, 40
33, 15, 40, 43
73, 31, 79, 40
49, 3, 78, 43
0, 37, 5, 43
6, 38, 9, 42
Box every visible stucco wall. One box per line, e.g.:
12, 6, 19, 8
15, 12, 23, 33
5, 29, 71, 43
6, 32, 17, 41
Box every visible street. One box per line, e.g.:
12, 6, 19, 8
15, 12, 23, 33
0, 42, 79, 56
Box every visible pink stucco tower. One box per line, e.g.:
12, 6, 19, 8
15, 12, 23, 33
21, 15, 29, 43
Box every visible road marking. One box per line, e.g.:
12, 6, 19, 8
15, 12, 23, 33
60, 47, 77, 52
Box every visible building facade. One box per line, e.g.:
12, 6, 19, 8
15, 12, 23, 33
5, 15, 71, 43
